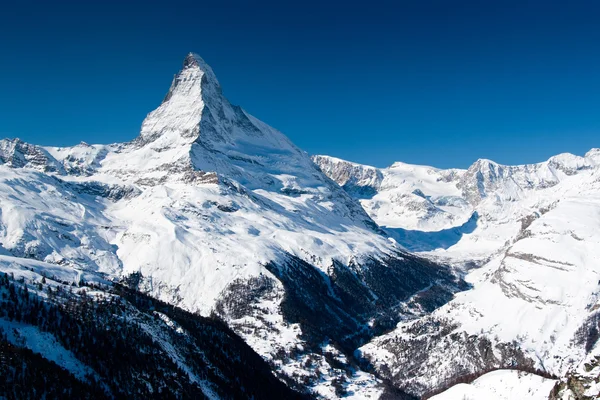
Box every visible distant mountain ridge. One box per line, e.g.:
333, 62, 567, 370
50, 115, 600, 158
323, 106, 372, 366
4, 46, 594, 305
313, 150, 600, 397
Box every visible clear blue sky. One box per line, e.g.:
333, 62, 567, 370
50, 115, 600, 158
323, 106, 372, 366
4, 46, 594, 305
1, 1, 599, 168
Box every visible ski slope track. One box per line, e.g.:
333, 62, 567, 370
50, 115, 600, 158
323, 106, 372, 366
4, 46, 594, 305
314, 150, 600, 398
0, 53, 464, 398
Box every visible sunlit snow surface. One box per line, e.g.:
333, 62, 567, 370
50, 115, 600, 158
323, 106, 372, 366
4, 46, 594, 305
0, 53, 400, 397
2, 50, 600, 398
429, 370, 557, 400
316, 150, 600, 396
0, 54, 397, 315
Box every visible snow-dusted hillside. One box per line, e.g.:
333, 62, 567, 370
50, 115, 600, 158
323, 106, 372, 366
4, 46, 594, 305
0, 255, 303, 399
315, 151, 600, 397
429, 369, 557, 400
0, 53, 464, 398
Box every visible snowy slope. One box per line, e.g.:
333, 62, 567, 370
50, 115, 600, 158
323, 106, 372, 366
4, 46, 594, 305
0, 255, 303, 399
316, 151, 600, 397
38, 54, 397, 315
429, 370, 557, 400
0, 53, 464, 398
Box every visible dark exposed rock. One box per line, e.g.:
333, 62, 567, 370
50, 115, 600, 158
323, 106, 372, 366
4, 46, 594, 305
366, 315, 540, 396
574, 311, 600, 353
68, 181, 140, 201
0, 139, 64, 173
0, 271, 307, 400
549, 357, 600, 400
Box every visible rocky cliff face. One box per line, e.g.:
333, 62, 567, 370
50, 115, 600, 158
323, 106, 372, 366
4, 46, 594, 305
0, 138, 64, 173
550, 351, 600, 400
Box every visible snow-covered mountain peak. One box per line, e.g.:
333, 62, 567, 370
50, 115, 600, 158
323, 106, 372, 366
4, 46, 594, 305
457, 154, 592, 205
389, 160, 439, 171
585, 148, 600, 164
462, 158, 504, 183
547, 152, 592, 175
0, 53, 409, 312
469, 158, 499, 170
93, 53, 304, 189
0, 138, 63, 173
183, 52, 219, 81
137, 53, 222, 147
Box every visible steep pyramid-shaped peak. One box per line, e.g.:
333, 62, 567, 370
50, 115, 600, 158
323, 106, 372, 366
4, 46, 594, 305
112, 53, 304, 186
180, 52, 221, 90
138, 53, 224, 145
174, 52, 223, 111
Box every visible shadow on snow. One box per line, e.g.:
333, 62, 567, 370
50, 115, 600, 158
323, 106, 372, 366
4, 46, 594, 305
385, 212, 479, 252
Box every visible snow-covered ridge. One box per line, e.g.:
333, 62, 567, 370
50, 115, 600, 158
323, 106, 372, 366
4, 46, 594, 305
0, 138, 64, 173
315, 151, 600, 396
0, 54, 399, 311
311, 155, 383, 191
585, 147, 600, 163
0, 53, 465, 398
313, 154, 469, 232
429, 370, 557, 400
314, 150, 599, 233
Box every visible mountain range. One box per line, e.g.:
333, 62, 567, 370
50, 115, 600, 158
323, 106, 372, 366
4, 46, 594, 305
313, 150, 600, 398
0, 53, 598, 399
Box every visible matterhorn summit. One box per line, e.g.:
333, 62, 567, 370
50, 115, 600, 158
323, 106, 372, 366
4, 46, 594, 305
138, 53, 222, 145
4, 52, 596, 399
0, 53, 463, 398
